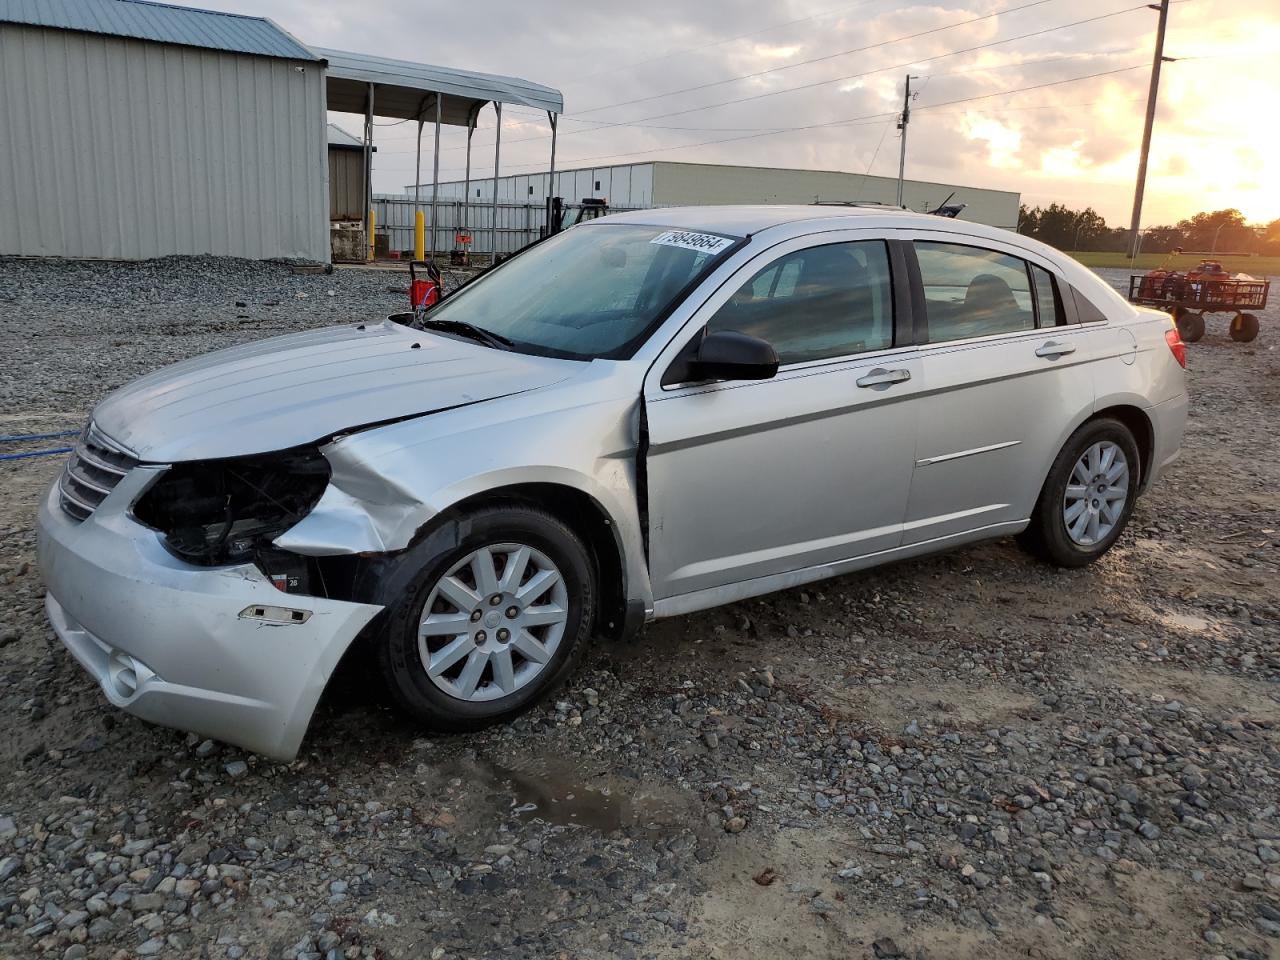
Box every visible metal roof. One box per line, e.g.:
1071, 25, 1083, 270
316, 48, 564, 125
326, 123, 365, 149
0, 0, 319, 61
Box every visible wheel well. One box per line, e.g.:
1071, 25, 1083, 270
442, 484, 629, 640
1092, 405, 1154, 489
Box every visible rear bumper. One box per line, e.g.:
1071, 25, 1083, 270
1145, 391, 1188, 489
36, 466, 382, 760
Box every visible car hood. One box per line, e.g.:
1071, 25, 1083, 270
92, 319, 576, 462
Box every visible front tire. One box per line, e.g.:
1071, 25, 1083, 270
1018, 418, 1140, 567
373, 505, 595, 730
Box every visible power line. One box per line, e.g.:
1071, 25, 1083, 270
558, 0, 884, 84
423, 62, 1147, 178
373, 49, 1140, 148
563, 4, 1148, 131
385, 4, 1148, 163
568, 0, 1061, 116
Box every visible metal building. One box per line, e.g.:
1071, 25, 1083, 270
327, 124, 370, 223
0, 0, 564, 263
0, 0, 329, 261
413, 160, 1022, 230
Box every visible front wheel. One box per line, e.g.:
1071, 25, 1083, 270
374, 505, 595, 730
1018, 418, 1140, 567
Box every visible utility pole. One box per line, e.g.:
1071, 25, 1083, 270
1127, 0, 1172, 259
896, 74, 919, 208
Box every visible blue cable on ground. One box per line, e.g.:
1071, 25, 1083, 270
0, 447, 74, 462
0, 430, 80, 444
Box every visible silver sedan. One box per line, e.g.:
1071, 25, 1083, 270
36, 206, 1189, 759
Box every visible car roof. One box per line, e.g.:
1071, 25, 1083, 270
599, 204, 981, 238
595, 204, 1124, 313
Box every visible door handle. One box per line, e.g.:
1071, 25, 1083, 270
1035, 340, 1076, 359
856, 368, 912, 388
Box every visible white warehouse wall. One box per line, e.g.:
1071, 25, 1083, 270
410, 161, 1019, 228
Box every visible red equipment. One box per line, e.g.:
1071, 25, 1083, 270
409, 260, 442, 321
1128, 258, 1268, 344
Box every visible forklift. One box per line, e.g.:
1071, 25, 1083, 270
544, 197, 610, 237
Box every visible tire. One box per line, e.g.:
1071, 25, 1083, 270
371, 504, 595, 731
1229, 312, 1259, 343
1174, 308, 1205, 343
1018, 418, 1141, 568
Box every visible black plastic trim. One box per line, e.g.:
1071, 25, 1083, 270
886, 238, 918, 347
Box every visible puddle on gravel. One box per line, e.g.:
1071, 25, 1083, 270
438, 755, 692, 833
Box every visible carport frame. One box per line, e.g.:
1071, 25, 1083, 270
315, 48, 564, 261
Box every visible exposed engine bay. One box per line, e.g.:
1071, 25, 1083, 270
132, 446, 331, 587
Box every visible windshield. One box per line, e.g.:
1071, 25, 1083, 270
421, 223, 739, 360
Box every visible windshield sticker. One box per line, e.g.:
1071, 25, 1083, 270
650, 230, 736, 254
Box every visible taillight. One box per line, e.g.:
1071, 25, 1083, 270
1165, 327, 1186, 368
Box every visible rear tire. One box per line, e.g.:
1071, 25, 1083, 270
371, 505, 595, 731
1229, 312, 1259, 343
1018, 418, 1141, 568
1174, 308, 1204, 343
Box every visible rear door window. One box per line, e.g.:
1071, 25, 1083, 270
705, 240, 895, 365
914, 241, 1035, 343
1030, 264, 1065, 328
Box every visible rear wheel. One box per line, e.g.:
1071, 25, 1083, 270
1229, 312, 1259, 343
1173, 308, 1204, 343
1018, 418, 1140, 567
374, 505, 595, 730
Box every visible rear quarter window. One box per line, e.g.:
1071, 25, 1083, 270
1070, 286, 1109, 324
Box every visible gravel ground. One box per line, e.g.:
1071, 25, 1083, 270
0, 255, 1277, 960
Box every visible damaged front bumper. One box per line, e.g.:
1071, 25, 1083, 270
36, 467, 382, 761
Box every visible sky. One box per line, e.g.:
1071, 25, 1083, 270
180, 0, 1276, 226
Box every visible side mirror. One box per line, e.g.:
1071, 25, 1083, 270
688, 330, 779, 382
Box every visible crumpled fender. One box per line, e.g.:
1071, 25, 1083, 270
273, 374, 652, 609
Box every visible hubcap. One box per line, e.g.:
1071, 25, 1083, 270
1063, 441, 1129, 546
417, 543, 568, 702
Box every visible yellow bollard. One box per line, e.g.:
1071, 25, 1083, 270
415, 210, 426, 262
368, 208, 376, 261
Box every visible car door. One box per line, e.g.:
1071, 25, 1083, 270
642, 232, 922, 607
901, 234, 1097, 545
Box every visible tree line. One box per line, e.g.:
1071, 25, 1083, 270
1016, 204, 1280, 255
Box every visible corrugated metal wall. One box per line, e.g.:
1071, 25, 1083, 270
418, 164, 656, 208
0, 23, 329, 260
372, 195, 642, 256
328, 148, 364, 221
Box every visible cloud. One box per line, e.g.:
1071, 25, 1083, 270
169, 0, 1277, 224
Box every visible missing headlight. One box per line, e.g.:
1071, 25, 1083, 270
133, 446, 331, 567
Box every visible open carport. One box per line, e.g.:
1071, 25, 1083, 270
0, 0, 562, 263
319, 48, 563, 259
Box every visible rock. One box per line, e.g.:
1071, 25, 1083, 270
872, 937, 902, 958
0, 857, 20, 882
176, 841, 209, 865
724, 817, 747, 834
224, 760, 249, 779
131, 892, 164, 912
0, 817, 15, 840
